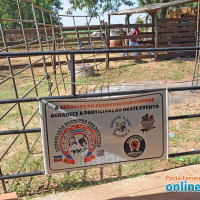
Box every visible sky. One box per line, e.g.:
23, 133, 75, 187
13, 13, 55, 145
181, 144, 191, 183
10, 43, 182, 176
59, 0, 145, 26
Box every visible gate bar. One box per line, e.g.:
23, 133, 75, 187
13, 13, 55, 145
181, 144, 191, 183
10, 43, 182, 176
1, 111, 200, 136
1, 46, 200, 56
169, 150, 200, 158
0, 86, 200, 104
0, 128, 41, 135
1, 149, 200, 180
169, 113, 200, 120
70, 53, 76, 96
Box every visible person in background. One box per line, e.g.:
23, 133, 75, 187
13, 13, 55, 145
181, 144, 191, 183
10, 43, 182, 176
122, 26, 140, 57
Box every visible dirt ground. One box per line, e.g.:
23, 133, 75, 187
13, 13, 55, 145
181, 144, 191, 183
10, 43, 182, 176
0, 56, 199, 197
31, 164, 200, 200
95, 81, 199, 105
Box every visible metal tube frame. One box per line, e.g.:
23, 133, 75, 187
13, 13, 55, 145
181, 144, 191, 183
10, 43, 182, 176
0, 21, 30, 154
0, 47, 200, 184
0, 0, 91, 192
0, 46, 200, 57
0, 0, 200, 189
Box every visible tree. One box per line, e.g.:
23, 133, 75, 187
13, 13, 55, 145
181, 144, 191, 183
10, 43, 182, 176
68, 0, 198, 18
138, 0, 198, 18
68, 0, 135, 16
138, 0, 173, 18
0, 0, 63, 29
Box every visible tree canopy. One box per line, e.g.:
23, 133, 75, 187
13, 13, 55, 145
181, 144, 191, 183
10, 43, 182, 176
68, 0, 198, 18
138, 0, 174, 18
67, 0, 172, 17
0, 0, 63, 29
68, 0, 135, 16
138, 0, 198, 18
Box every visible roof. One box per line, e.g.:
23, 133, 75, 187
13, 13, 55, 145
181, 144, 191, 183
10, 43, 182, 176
110, 0, 199, 15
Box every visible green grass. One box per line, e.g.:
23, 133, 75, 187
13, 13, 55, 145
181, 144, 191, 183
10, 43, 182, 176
74, 59, 194, 86
0, 57, 199, 197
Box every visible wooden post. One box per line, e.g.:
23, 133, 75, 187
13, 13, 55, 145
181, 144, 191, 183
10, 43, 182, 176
154, 11, 158, 61
108, 14, 111, 34
100, 167, 103, 180
106, 14, 111, 69
151, 13, 155, 58
126, 14, 130, 34
53, 40, 56, 75
151, 13, 155, 33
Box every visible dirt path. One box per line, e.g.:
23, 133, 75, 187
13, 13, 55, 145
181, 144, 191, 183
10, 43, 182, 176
32, 164, 200, 200
96, 81, 199, 105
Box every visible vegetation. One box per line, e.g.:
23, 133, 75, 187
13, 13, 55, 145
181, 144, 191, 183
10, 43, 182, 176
0, 0, 63, 29
138, 0, 174, 18
0, 0, 199, 198
0, 56, 199, 197
138, 0, 198, 18
68, 0, 135, 16
68, 0, 198, 18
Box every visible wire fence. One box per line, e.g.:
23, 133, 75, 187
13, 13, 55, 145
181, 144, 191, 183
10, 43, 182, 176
0, 47, 200, 195
0, 0, 115, 194
0, 0, 200, 196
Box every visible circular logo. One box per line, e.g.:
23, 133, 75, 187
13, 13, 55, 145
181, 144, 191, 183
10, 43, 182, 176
124, 135, 145, 157
54, 119, 101, 164
141, 113, 155, 133
110, 116, 131, 137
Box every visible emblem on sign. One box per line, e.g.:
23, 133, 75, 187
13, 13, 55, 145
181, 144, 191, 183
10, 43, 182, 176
40, 90, 168, 174
54, 120, 101, 164
124, 135, 145, 157
110, 116, 131, 137
140, 114, 155, 133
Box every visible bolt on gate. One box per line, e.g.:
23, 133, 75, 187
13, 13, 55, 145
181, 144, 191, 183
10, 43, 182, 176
0, 47, 200, 193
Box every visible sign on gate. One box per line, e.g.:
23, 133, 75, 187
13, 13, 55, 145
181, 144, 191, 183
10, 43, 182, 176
39, 90, 168, 174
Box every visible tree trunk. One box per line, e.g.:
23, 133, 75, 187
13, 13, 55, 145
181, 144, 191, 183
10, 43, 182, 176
161, 7, 168, 18
146, 0, 152, 4
161, 0, 170, 19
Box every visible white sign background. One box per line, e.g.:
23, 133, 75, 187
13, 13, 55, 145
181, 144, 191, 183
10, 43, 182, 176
39, 90, 168, 174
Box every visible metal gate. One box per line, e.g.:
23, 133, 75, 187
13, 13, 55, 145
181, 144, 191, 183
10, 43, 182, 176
0, 47, 200, 193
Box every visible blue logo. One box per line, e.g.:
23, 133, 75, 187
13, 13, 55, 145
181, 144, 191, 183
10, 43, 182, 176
166, 181, 200, 192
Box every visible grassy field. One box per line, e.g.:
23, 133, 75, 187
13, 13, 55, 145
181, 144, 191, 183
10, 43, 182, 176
0, 56, 200, 198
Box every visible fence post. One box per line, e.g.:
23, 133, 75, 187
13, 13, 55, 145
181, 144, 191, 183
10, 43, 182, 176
53, 41, 56, 75
105, 25, 110, 69
125, 14, 130, 34
0, 167, 7, 193
105, 15, 111, 69
70, 53, 76, 96
100, 167, 103, 180
154, 12, 159, 61
118, 164, 122, 178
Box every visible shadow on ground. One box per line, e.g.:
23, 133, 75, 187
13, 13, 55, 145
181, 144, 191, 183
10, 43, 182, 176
108, 192, 199, 200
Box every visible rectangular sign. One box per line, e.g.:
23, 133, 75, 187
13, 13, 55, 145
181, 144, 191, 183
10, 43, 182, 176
39, 90, 168, 174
